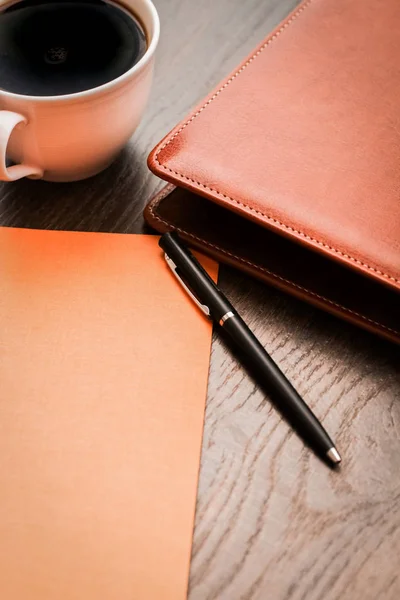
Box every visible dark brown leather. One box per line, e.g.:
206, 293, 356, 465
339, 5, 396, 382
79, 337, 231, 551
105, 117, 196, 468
145, 184, 399, 344
146, 0, 400, 343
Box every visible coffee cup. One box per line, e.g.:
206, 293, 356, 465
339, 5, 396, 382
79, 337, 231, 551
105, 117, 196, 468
0, 0, 160, 182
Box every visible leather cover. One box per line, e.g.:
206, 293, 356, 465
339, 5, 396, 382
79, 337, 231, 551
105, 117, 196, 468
0, 228, 217, 600
146, 0, 400, 344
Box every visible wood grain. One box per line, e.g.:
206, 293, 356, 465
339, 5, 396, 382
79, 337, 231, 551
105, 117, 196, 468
1, 1, 399, 599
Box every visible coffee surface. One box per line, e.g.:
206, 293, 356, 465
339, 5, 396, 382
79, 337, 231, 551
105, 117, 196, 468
0, 0, 147, 96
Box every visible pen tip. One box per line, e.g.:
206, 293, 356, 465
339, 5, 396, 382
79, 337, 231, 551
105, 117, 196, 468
326, 447, 342, 465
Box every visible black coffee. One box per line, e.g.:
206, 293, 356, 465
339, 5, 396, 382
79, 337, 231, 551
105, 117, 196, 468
0, 0, 147, 96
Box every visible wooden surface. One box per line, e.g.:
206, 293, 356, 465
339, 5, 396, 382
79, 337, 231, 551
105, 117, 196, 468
1, 1, 399, 599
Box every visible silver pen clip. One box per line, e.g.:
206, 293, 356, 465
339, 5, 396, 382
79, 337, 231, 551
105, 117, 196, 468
164, 253, 211, 317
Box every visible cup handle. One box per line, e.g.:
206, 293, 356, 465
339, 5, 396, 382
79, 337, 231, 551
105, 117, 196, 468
0, 111, 43, 181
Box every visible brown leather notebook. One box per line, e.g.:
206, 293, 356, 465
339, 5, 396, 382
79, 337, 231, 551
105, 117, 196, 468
145, 0, 400, 344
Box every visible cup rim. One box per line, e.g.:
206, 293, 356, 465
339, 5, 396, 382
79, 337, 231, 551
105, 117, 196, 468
0, 0, 160, 103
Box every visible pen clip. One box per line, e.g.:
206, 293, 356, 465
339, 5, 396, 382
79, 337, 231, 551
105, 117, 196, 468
164, 253, 211, 317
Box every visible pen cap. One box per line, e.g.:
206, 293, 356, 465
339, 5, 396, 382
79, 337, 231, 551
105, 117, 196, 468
159, 233, 233, 320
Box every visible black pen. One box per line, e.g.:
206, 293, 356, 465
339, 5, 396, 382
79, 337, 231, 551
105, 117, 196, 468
159, 232, 341, 466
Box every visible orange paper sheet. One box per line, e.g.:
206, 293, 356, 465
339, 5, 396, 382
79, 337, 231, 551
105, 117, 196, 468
0, 228, 217, 600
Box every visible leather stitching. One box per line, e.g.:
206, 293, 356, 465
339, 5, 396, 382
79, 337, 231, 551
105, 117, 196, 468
147, 198, 400, 338
153, 0, 400, 287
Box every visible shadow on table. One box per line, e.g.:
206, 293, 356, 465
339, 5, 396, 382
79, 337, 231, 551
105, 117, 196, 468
0, 145, 158, 234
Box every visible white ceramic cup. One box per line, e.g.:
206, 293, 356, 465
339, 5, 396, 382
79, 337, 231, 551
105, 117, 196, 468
0, 0, 160, 182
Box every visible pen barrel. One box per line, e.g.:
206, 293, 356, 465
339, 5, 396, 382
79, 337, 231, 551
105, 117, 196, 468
221, 315, 335, 456
160, 232, 233, 318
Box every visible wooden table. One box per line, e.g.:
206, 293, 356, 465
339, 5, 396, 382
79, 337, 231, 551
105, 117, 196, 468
1, 1, 399, 598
